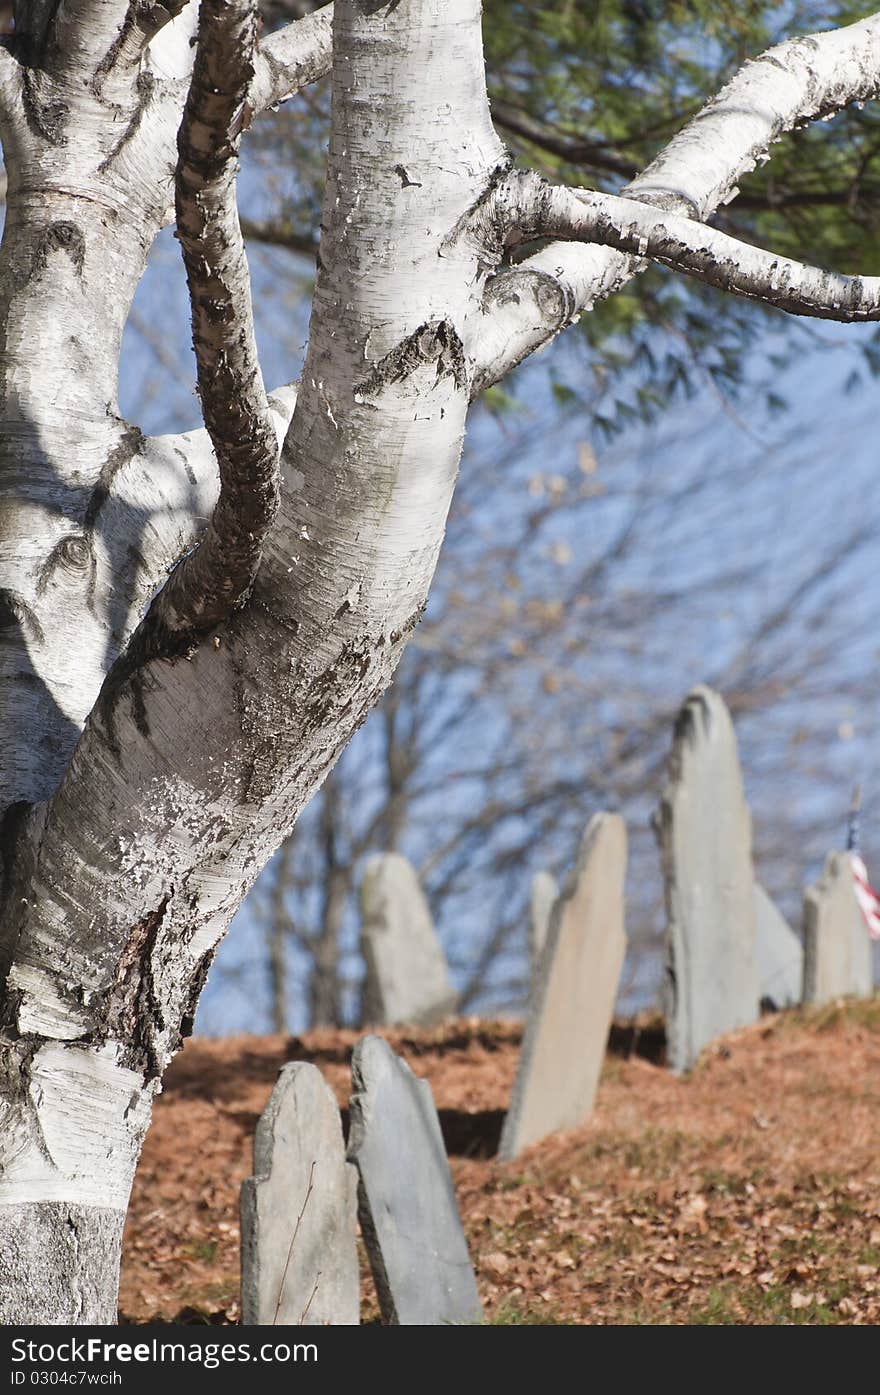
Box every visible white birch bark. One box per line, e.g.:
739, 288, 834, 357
0, 0, 506, 1323
465, 173, 880, 322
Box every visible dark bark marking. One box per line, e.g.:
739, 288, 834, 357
0, 589, 45, 645
10, 9, 54, 69
85, 426, 146, 529
304, 638, 374, 731
241, 634, 381, 805
126, 542, 148, 576
356, 319, 469, 398
85, 547, 99, 618
104, 894, 169, 1078
440, 155, 514, 256
389, 601, 425, 646
0, 1033, 59, 1172
21, 69, 69, 145
173, 445, 198, 488
96, 553, 244, 754
97, 70, 155, 173
128, 669, 151, 740
252, 594, 300, 635
179, 947, 215, 1040
91, 3, 141, 93
356, 0, 402, 13
30, 222, 85, 283
35, 535, 92, 596
0, 800, 30, 901
393, 163, 421, 188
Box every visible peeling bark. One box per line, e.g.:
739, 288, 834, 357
160, 0, 279, 640
472, 171, 880, 322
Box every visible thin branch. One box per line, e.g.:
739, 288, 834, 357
299, 1274, 321, 1324
100, 0, 193, 78
273, 1159, 316, 1324
37, 0, 188, 89
157, 0, 278, 640
490, 99, 640, 180
471, 9, 880, 391
248, 1, 332, 116
715, 186, 880, 215
493, 98, 880, 218
239, 214, 318, 257
485, 172, 880, 322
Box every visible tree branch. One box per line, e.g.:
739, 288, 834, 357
492, 97, 880, 219
239, 213, 317, 257
471, 9, 880, 390
38, 0, 181, 88
248, 0, 332, 116
151, 0, 278, 644
481, 171, 880, 322
93, 0, 192, 82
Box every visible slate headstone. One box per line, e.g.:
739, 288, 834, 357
359, 853, 457, 1026
240, 1062, 359, 1325
803, 850, 873, 1005
500, 813, 627, 1161
347, 1034, 482, 1326
655, 685, 760, 1073
755, 882, 803, 1011
528, 870, 559, 977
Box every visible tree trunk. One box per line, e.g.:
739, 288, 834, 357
0, 1205, 126, 1325
0, 0, 505, 1321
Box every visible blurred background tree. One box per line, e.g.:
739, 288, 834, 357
110, 0, 880, 1031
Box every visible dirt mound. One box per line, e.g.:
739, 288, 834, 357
119, 1001, 880, 1325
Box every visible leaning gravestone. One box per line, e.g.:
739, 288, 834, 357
348, 1035, 482, 1326
359, 853, 457, 1026
500, 812, 627, 1161
655, 685, 760, 1073
528, 870, 559, 977
803, 851, 873, 1005
240, 1063, 359, 1325
755, 882, 803, 1011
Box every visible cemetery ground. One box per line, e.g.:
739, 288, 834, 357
119, 1000, 880, 1326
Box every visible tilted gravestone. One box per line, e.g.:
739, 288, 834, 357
755, 882, 803, 1011
347, 1035, 482, 1326
655, 685, 760, 1073
359, 853, 457, 1026
528, 870, 559, 978
240, 1063, 359, 1325
803, 851, 873, 1005
499, 812, 627, 1161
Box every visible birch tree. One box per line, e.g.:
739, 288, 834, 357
1, 0, 880, 1325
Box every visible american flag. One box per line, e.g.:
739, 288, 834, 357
847, 788, 880, 941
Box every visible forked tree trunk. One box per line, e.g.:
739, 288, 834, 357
0, 0, 505, 1323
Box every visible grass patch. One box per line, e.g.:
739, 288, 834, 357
777, 995, 880, 1036
618, 1128, 691, 1176
191, 1240, 217, 1263
486, 1299, 565, 1325
688, 1280, 851, 1325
